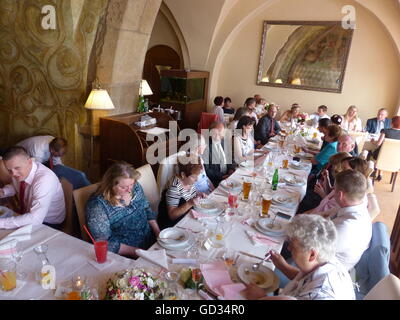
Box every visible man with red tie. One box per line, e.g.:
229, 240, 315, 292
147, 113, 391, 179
254, 105, 281, 145
16, 136, 67, 168
0, 147, 65, 229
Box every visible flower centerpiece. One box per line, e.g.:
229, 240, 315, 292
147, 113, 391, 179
297, 112, 309, 125
105, 269, 167, 300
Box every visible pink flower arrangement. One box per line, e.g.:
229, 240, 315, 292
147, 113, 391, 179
297, 112, 309, 123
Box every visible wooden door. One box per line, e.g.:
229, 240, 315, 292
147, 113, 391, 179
143, 45, 181, 104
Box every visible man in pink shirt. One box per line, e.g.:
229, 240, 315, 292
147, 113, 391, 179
0, 147, 65, 229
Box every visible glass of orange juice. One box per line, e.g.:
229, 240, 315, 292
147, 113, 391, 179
294, 145, 301, 154
0, 259, 17, 291
242, 178, 252, 200
282, 159, 289, 169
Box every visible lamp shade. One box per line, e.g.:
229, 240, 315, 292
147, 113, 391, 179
84, 89, 115, 110
139, 80, 153, 96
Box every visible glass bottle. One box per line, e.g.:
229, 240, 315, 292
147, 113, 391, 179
33, 245, 52, 287
272, 168, 279, 191
137, 95, 145, 113
212, 218, 225, 248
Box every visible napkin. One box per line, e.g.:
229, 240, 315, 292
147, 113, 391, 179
136, 249, 169, 270
241, 217, 255, 226
190, 209, 215, 220
0, 238, 17, 258
219, 283, 246, 300
3, 225, 33, 243
88, 258, 114, 271
245, 230, 280, 247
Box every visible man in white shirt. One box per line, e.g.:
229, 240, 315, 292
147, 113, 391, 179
212, 96, 225, 123
320, 170, 372, 270
16, 135, 67, 168
0, 147, 65, 229
309, 105, 330, 127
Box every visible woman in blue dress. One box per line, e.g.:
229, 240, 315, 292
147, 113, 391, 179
86, 162, 160, 258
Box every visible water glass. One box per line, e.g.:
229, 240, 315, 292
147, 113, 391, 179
0, 259, 17, 291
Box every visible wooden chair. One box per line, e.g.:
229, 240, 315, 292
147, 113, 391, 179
197, 112, 218, 133
0, 159, 11, 186
390, 205, 400, 277
136, 164, 160, 213
72, 183, 99, 243
60, 178, 75, 236
364, 274, 400, 300
375, 138, 400, 192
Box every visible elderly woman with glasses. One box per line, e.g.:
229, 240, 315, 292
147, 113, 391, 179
86, 162, 160, 259
244, 214, 355, 300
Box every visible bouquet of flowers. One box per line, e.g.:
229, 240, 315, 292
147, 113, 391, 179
297, 112, 309, 124
105, 269, 167, 300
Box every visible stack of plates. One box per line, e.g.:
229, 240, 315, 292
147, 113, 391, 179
194, 199, 225, 216
254, 218, 285, 237
157, 228, 195, 251
237, 262, 279, 293
219, 180, 241, 192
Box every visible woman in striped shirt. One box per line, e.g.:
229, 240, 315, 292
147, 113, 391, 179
157, 156, 203, 229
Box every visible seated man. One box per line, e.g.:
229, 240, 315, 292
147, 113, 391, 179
17, 135, 90, 189
203, 122, 235, 187
365, 108, 391, 135
338, 134, 358, 157
0, 147, 65, 229
318, 170, 372, 270
309, 105, 330, 127
17, 135, 66, 167
254, 105, 281, 145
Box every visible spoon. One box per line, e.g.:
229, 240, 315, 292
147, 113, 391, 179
252, 253, 271, 271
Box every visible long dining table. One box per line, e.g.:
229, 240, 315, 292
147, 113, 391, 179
0, 133, 314, 300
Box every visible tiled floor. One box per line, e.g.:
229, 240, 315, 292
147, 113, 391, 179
372, 171, 400, 235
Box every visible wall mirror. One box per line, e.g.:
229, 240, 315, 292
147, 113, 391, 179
257, 21, 354, 93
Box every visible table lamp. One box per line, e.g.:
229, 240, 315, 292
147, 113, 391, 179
137, 79, 153, 113
84, 81, 115, 167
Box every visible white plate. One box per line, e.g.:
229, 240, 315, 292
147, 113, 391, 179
0, 206, 17, 219
254, 222, 285, 237
306, 137, 320, 144
298, 152, 313, 159
158, 232, 195, 251
283, 176, 305, 186
239, 161, 254, 168
257, 218, 284, 233
158, 228, 190, 246
272, 194, 294, 205
219, 180, 242, 192
237, 263, 277, 289
194, 199, 220, 213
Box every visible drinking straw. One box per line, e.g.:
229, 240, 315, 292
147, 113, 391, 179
83, 225, 96, 244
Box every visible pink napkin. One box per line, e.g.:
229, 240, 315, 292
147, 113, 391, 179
190, 209, 215, 220
200, 261, 243, 300
245, 230, 280, 246
219, 283, 246, 300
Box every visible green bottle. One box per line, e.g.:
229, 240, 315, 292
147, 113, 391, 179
272, 168, 279, 191
137, 95, 145, 113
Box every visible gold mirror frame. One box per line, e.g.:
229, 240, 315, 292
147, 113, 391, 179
257, 21, 354, 93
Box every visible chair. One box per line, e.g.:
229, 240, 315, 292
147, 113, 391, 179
363, 274, 400, 300
375, 138, 400, 192
60, 178, 75, 236
72, 183, 99, 243
390, 205, 400, 278
0, 159, 11, 185
156, 151, 186, 197
136, 164, 160, 213
354, 222, 390, 299
349, 132, 368, 153
197, 112, 218, 133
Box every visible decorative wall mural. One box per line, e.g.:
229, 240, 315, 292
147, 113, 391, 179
0, 0, 108, 169
257, 21, 354, 93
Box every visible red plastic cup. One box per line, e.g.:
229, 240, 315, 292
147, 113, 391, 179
94, 240, 108, 264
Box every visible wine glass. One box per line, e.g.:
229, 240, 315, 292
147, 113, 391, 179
163, 271, 179, 300
12, 250, 27, 280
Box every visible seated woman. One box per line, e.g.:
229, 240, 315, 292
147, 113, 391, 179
233, 116, 267, 165
227, 107, 251, 131
303, 118, 332, 155
243, 214, 355, 300
158, 155, 202, 229
330, 114, 343, 126
341, 105, 363, 132
371, 115, 400, 160
279, 103, 300, 124
86, 162, 160, 259
310, 124, 342, 175
222, 97, 235, 114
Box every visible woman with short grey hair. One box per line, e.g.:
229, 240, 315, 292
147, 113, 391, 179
244, 214, 355, 300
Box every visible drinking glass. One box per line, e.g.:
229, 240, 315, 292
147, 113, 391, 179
242, 178, 252, 201
12, 250, 27, 280
282, 159, 289, 169
227, 190, 239, 216
261, 193, 272, 218
0, 259, 17, 291
94, 240, 108, 264
163, 271, 179, 300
